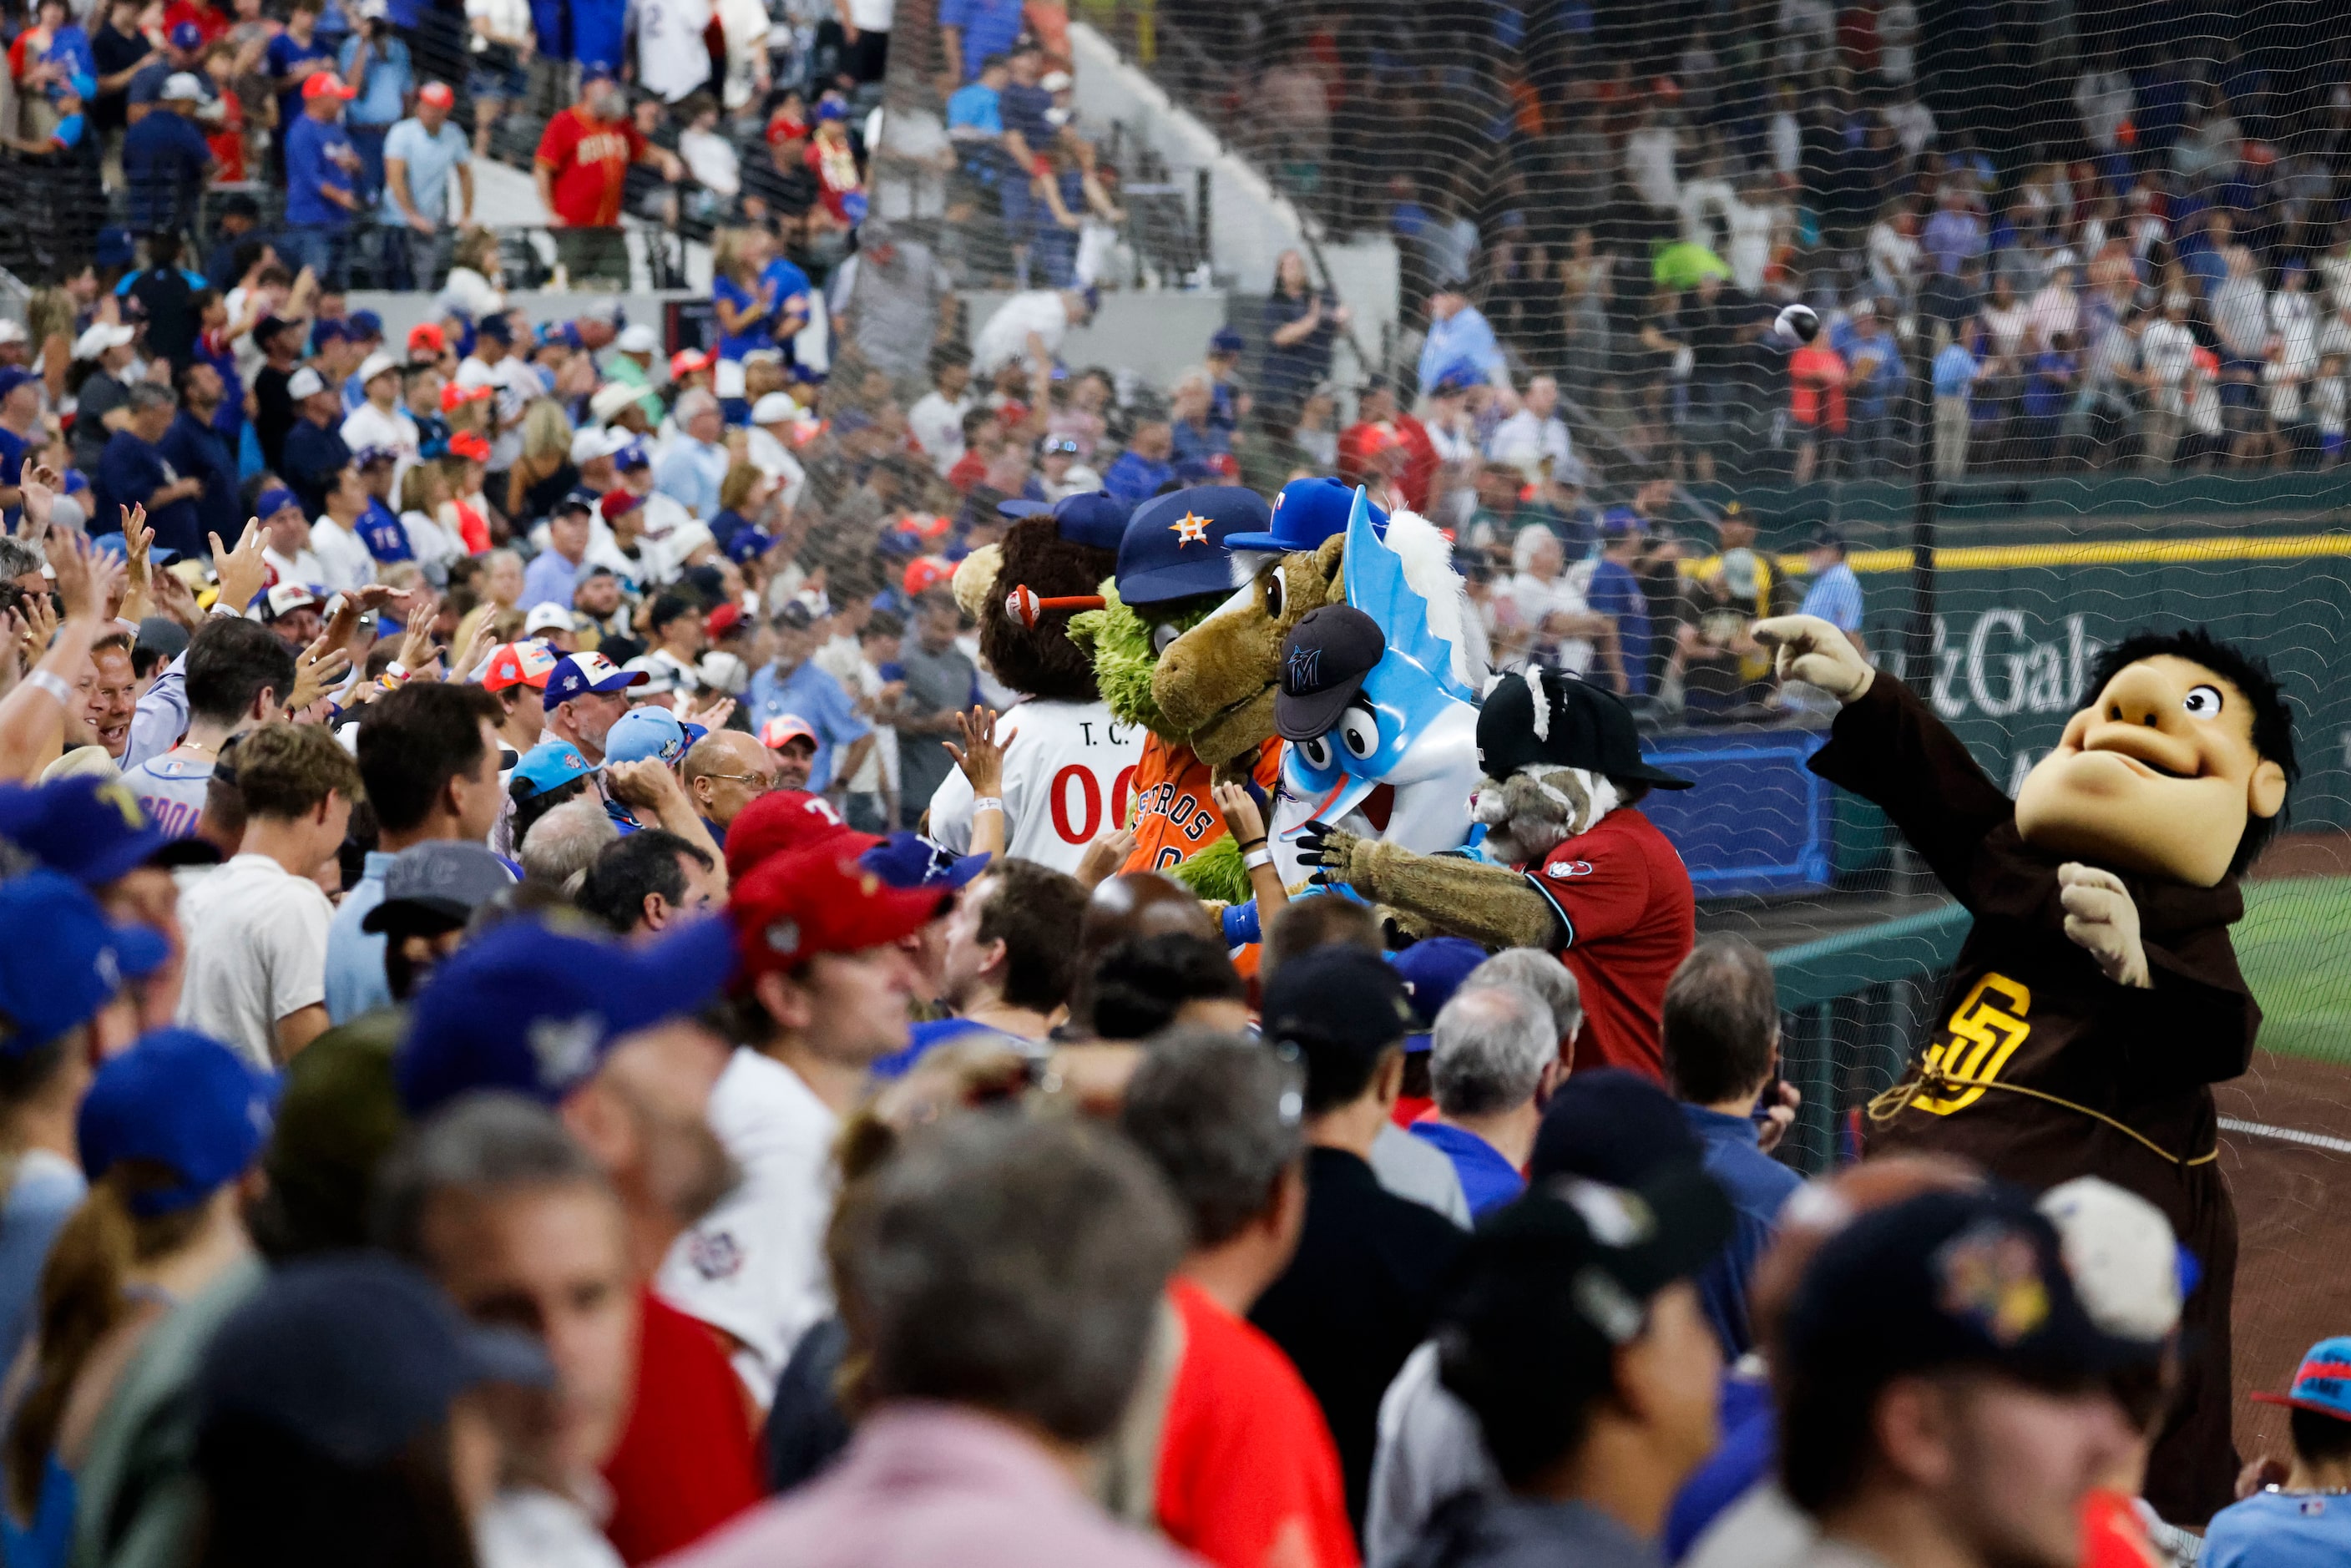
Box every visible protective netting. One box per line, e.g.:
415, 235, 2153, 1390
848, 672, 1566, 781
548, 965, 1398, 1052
829, 0, 2351, 1470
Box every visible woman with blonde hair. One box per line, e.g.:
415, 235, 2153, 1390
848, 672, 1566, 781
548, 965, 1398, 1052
3, 1030, 274, 1568
503, 397, 579, 525
452, 546, 522, 655
398, 462, 465, 584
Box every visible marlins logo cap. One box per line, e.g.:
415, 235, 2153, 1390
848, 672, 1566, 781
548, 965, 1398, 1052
1276, 604, 1386, 742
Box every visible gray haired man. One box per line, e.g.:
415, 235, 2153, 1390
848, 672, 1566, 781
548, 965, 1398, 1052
1410, 984, 1568, 1218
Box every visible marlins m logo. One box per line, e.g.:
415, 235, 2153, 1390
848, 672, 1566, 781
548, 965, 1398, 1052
1286, 645, 1322, 694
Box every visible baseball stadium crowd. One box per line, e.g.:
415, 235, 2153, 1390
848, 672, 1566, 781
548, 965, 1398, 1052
0, 453, 2333, 1568
0, 0, 2338, 1565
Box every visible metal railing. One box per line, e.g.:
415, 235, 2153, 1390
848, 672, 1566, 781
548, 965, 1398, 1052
1767, 901, 1969, 1175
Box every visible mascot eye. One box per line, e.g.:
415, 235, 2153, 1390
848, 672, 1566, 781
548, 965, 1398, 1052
1150, 621, 1181, 656
1263, 572, 1286, 620
1337, 705, 1381, 760
2182, 685, 2223, 721
1297, 735, 1333, 770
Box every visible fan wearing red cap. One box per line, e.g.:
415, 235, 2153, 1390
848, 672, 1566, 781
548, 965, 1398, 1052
757, 715, 818, 791
387, 83, 469, 254
482, 641, 559, 757
719, 787, 872, 882
657, 843, 948, 1398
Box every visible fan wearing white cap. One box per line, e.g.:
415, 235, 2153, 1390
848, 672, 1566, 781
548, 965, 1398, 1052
68, 323, 140, 475
281, 364, 356, 521
744, 392, 809, 511
519, 601, 579, 653
0, 317, 30, 369
338, 350, 419, 481
599, 325, 665, 423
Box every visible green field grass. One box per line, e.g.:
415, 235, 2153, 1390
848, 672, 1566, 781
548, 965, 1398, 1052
2239, 878, 2351, 1065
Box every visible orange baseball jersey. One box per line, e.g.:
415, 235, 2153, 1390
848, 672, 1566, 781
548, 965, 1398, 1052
1122, 735, 1282, 876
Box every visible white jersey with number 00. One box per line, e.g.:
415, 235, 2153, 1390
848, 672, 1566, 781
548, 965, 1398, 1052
924, 697, 1144, 876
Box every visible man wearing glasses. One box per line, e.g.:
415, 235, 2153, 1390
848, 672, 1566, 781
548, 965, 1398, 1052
680, 730, 785, 846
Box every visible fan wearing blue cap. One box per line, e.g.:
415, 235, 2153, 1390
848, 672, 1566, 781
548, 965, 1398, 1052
0, 1027, 277, 1568
541, 652, 646, 764
0, 776, 172, 889
393, 915, 736, 1117
0, 871, 172, 1395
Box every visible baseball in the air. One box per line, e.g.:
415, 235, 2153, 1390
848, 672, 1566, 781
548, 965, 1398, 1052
1775, 303, 1821, 344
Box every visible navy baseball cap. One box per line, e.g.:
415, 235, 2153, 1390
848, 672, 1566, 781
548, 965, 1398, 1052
78, 1028, 280, 1216
0, 367, 38, 402
1226, 476, 1384, 554
1276, 604, 1385, 741
1208, 326, 1246, 356
0, 870, 169, 1051
361, 841, 515, 933
726, 526, 776, 564
998, 490, 1130, 552
311, 317, 351, 346
1392, 936, 1489, 1043
1437, 1165, 1735, 1396
554, 488, 597, 518
1784, 1188, 2157, 1396
0, 776, 169, 884
256, 485, 302, 521
348, 309, 384, 341
395, 916, 737, 1115
478, 314, 514, 345
168, 19, 202, 47
1115, 487, 1272, 605
200, 1255, 553, 1468
543, 652, 648, 711
857, 832, 991, 891
1530, 1066, 1702, 1187
1261, 946, 1416, 1106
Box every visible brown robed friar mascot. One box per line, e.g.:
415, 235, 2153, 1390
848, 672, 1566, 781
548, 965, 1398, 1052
1755, 614, 2299, 1525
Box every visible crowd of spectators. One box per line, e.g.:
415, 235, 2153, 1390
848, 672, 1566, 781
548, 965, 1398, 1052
0, 615, 2331, 1567
1161, 2, 2351, 483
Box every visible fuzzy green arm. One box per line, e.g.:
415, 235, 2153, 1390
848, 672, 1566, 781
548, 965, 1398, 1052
1169, 832, 1251, 906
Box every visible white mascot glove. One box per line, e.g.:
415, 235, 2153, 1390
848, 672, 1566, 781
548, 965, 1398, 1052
1753, 615, 1875, 704
2057, 862, 2151, 989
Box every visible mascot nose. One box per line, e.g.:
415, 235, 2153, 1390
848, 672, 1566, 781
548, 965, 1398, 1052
2099, 661, 2179, 731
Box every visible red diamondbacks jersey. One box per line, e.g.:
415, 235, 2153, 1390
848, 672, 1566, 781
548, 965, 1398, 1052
924, 696, 1145, 876
1519, 806, 1696, 1083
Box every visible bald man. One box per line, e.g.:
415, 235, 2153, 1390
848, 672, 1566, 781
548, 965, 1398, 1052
681, 731, 783, 843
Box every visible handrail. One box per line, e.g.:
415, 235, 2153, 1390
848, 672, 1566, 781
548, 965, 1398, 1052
1768, 901, 1969, 1012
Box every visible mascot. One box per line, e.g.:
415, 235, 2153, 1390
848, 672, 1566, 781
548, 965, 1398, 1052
1265, 487, 1489, 888
1300, 668, 1697, 1080
1755, 615, 2298, 1524
927, 493, 1143, 877
1066, 487, 1283, 904
1153, 477, 1372, 769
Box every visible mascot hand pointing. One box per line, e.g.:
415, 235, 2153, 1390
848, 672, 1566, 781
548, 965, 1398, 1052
1754, 615, 1874, 702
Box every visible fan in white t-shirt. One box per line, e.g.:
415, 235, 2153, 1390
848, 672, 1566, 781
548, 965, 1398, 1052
657, 840, 949, 1404
175, 725, 360, 1068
